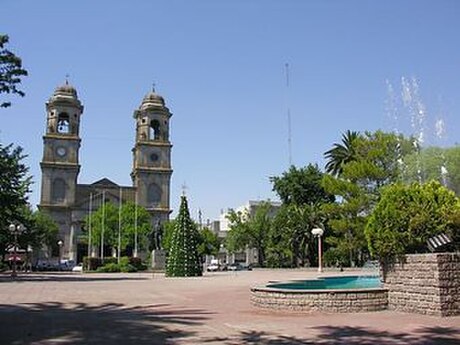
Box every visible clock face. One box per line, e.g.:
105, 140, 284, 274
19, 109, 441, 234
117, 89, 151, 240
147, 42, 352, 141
56, 146, 67, 157
150, 153, 159, 162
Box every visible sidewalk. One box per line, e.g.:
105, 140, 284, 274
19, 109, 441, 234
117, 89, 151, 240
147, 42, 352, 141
0, 270, 459, 344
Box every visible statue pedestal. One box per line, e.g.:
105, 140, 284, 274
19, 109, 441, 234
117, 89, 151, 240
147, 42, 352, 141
151, 249, 166, 270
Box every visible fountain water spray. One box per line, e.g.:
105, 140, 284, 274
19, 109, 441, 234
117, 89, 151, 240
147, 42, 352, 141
385, 80, 407, 181
401, 77, 426, 183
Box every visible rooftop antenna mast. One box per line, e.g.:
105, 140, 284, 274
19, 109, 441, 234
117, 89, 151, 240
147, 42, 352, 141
285, 63, 292, 166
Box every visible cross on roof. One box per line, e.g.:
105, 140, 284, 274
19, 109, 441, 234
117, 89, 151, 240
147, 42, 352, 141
181, 182, 188, 196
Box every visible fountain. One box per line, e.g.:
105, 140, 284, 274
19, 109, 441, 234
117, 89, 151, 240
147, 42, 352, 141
251, 274, 388, 313
386, 77, 450, 186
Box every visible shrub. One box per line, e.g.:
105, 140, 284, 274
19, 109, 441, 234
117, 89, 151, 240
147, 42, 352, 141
96, 263, 121, 273
120, 264, 137, 273
129, 257, 147, 271
83, 257, 102, 271
103, 257, 117, 265
366, 181, 460, 266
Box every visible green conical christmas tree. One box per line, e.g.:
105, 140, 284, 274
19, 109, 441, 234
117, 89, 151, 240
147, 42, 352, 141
166, 195, 202, 277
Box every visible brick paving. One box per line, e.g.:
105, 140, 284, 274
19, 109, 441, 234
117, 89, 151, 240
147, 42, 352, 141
0, 269, 459, 344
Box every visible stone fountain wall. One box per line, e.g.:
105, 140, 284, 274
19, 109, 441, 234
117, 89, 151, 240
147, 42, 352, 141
384, 253, 460, 316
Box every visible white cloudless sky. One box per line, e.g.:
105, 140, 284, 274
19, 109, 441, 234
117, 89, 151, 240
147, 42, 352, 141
2, 0, 460, 221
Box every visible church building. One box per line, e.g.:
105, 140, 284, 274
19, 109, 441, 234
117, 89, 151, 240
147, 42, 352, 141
38, 82, 173, 262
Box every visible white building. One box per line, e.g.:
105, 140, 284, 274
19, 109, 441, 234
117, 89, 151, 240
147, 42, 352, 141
211, 200, 282, 266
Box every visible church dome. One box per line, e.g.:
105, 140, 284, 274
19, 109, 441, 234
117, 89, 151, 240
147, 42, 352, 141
140, 91, 165, 109
54, 81, 78, 98
48, 80, 82, 107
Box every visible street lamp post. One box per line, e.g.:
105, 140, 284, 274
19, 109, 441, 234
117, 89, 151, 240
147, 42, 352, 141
311, 228, 324, 273
57, 240, 63, 270
9, 224, 24, 278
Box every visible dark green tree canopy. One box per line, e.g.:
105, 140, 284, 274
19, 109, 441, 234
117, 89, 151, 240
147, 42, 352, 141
0, 143, 32, 255
270, 164, 334, 205
366, 181, 460, 264
0, 35, 28, 108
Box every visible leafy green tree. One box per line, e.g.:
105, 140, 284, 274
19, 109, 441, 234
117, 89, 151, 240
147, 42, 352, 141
2, 206, 59, 260
119, 201, 151, 251
324, 130, 360, 176
403, 146, 460, 195
0, 143, 32, 256
269, 203, 325, 268
0, 35, 28, 108
166, 195, 202, 277
366, 181, 460, 268
322, 131, 412, 266
270, 164, 334, 205
86, 202, 119, 251
226, 201, 273, 267
85, 201, 151, 253
161, 219, 176, 251
27, 209, 59, 252
197, 227, 220, 258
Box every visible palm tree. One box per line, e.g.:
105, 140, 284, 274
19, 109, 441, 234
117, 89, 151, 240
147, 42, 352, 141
324, 130, 360, 176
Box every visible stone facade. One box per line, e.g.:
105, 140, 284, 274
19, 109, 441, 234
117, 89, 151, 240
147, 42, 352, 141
251, 287, 388, 313
384, 253, 460, 317
38, 83, 172, 261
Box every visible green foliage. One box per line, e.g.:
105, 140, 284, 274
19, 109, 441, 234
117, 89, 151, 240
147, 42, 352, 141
96, 263, 121, 273
324, 130, 360, 176
270, 164, 334, 205
197, 227, 220, 257
0, 143, 36, 255
366, 181, 460, 264
83, 256, 142, 272
163, 219, 220, 259
166, 196, 202, 277
128, 256, 147, 271
161, 219, 176, 251
226, 201, 273, 267
403, 146, 460, 195
268, 203, 325, 268
83, 257, 102, 271
19, 208, 59, 256
84, 201, 151, 252
321, 130, 411, 266
0, 35, 28, 108
119, 202, 151, 250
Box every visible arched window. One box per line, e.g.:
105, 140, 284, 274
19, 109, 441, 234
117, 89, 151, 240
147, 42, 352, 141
147, 183, 162, 206
52, 178, 66, 202
149, 120, 161, 140
57, 113, 70, 134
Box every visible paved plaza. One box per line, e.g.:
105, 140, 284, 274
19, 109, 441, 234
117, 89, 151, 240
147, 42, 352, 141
0, 269, 459, 344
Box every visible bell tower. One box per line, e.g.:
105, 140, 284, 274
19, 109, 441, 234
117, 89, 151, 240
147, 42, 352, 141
132, 89, 173, 224
39, 81, 83, 226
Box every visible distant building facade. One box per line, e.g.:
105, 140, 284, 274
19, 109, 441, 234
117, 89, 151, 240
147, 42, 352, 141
211, 200, 281, 265
38, 82, 173, 261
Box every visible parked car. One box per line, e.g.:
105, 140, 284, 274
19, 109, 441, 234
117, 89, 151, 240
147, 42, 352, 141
207, 262, 219, 272
228, 263, 253, 271
60, 259, 76, 271
228, 262, 243, 271
242, 263, 253, 271
72, 264, 83, 273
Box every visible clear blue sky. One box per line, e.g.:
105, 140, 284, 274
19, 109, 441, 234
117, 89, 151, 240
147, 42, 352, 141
2, 1, 460, 221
